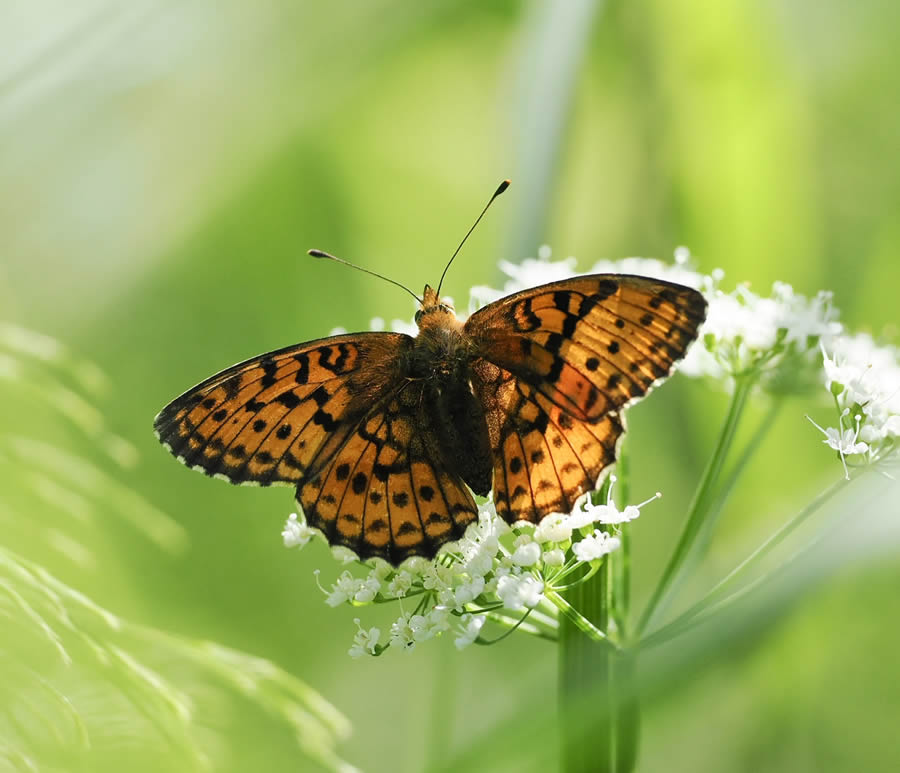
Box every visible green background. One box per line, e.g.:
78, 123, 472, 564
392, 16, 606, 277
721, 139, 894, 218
3, 1, 899, 771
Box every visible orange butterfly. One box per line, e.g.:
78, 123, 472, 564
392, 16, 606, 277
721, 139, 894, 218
154, 183, 707, 564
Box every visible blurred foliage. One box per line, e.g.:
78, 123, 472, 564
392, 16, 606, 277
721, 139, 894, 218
0, 326, 354, 772
2, 0, 899, 771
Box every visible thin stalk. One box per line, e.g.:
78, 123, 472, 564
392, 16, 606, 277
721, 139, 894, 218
547, 588, 617, 648
483, 610, 558, 642
690, 397, 783, 563
613, 451, 632, 638
639, 475, 850, 649
636, 375, 755, 637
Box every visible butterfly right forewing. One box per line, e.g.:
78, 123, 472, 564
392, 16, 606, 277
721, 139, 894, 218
154, 332, 413, 486
465, 274, 707, 422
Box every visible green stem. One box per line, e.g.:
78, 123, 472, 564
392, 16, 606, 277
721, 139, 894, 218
482, 610, 558, 642
639, 475, 850, 649
687, 397, 783, 574
547, 588, 616, 648
636, 374, 755, 638
613, 452, 632, 638
557, 566, 613, 773
555, 558, 637, 773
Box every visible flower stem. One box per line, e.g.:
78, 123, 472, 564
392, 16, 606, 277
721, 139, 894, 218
636, 374, 754, 638
613, 452, 632, 638
556, 557, 637, 773
639, 475, 850, 649
686, 397, 784, 575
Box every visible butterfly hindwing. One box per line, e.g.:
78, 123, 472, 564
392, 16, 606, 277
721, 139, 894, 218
153, 332, 413, 486
472, 359, 623, 523
298, 388, 478, 563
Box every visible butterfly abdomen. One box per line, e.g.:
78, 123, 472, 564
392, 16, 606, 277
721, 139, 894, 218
422, 373, 493, 497
404, 317, 493, 497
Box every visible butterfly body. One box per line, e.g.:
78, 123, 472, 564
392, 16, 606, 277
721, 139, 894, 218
155, 273, 706, 565
403, 287, 494, 498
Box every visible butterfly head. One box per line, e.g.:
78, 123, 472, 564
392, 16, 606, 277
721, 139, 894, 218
415, 284, 456, 329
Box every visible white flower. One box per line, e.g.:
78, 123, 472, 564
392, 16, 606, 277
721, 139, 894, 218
455, 615, 486, 650
511, 535, 542, 566
679, 276, 841, 382
324, 570, 361, 608
422, 563, 453, 591
330, 546, 358, 565
387, 570, 414, 598
353, 574, 381, 603
566, 476, 660, 529
589, 253, 706, 292
389, 613, 417, 651
388, 609, 450, 651
457, 507, 506, 576
463, 545, 495, 578
281, 513, 317, 548
454, 575, 485, 607
581, 492, 660, 525
496, 574, 544, 609
807, 413, 869, 480
421, 608, 451, 638
811, 334, 900, 475
470, 247, 707, 317
564, 503, 596, 530
542, 548, 566, 567
572, 530, 621, 562
533, 512, 572, 543
349, 619, 380, 658
825, 426, 869, 456
388, 318, 418, 336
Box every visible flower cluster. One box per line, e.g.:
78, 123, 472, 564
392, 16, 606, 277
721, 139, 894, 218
683, 278, 841, 389
808, 334, 900, 477
285, 479, 658, 657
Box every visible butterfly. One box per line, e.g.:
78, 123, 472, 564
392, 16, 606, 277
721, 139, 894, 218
154, 185, 707, 565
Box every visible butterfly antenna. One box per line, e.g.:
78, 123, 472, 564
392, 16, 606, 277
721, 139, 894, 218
308, 249, 423, 304
436, 179, 510, 297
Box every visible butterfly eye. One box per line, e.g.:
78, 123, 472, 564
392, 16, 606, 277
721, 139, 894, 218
415, 310, 423, 323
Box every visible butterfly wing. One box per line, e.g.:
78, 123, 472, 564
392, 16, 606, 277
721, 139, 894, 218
153, 332, 414, 486
297, 382, 479, 564
465, 274, 707, 522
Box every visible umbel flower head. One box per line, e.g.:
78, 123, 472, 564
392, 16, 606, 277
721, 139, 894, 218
287, 476, 658, 656
808, 334, 900, 478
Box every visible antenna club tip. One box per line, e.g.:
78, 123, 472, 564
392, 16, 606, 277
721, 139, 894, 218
308, 249, 327, 258
496, 179, 511, 195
